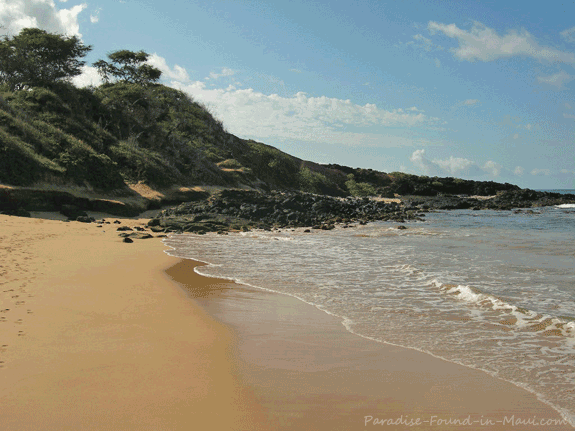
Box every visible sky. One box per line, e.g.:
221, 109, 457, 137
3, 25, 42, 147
1, 0, 574, 189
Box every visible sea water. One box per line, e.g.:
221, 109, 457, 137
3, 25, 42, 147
163, 202, 575, 425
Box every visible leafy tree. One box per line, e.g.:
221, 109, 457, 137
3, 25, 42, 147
94, 50, 161, 85
0, 28, 91, 90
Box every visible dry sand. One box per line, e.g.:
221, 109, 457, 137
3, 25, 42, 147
0, 213, 571, 430
0, 214, 267, 431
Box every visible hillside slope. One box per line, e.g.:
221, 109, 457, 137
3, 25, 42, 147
1, 81, 520, 206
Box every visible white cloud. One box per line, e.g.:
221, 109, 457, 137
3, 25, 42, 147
463, 99, 479, 106
513, 133, 520, 139
139, 56, 436, 147
409, 149, 445, 176
435, 58, 441, 68
413, 33, 433, 51
537, 71, 574, 88
410, 150, 485, 177
148, 53, 190, 82
0, 0, 87, 37
566, 103, 573, 110
530, 168, 551, 176
71, 65, 102, 87
410, 150, 520, 179
428, 21, 575, 64
482, 160, 503, 177
173, 81, 433, 146
89, 8, 100, 24
561, 27, 575, 43
207, 67, 235, 80
514, 166, 525, 176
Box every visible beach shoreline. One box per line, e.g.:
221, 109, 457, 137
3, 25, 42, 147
172, 257, 572, 430
0, 213, 571, 430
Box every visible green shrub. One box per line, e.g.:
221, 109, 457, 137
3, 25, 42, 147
345, 174, 377, 197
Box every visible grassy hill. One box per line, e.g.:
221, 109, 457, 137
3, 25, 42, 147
0, 81, 519, 205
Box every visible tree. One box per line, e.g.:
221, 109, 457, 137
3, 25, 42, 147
94, 50, 161, 85
0, 28, 91, 90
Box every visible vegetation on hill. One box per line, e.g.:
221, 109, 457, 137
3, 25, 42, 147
1, 28, 521, 199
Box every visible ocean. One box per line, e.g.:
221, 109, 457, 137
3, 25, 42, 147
164, 195, 575, 426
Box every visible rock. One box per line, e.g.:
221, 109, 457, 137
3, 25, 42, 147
397, 225, 407, 230
122, 237, 133, 243
61, 204, 87, 220
116, 226, 133, 231
76, 216, 94, 223
1, 207, 31, 217
147, 218, 161, 227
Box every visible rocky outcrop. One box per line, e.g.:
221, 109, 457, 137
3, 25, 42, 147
0, 188, 142, 216
148, 190, 425, 234
401, 189, 575, 211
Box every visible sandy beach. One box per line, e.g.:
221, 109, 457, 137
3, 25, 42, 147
0, 213, 571, 430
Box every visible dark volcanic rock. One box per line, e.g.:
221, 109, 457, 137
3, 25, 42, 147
400, 189, 575, 211
76, 215, 94, 223
122, 237, 133, 243
1, 207, 31, 217
152, 190, 424, 234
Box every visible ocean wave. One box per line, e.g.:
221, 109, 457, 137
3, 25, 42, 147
433, 280, 575, 338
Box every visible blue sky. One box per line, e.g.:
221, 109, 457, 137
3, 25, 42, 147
2, 0, 574, 189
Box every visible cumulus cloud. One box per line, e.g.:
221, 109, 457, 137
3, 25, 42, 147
410, 150, 485, 177
148, 53, 190, 82
71, 65, 102, 87
482, 160, 504, 177
173, 81, 433, 146
537, 71, 574, 88
142, 55, 438, 147
428, 21, 575, 64
410, 149, 519, 179
0, 0, 86, 37
514, 166, 525, 176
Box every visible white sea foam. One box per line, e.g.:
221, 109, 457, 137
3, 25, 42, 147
556, 204, 575, 209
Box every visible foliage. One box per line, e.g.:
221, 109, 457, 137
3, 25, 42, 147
345, 174, 377, 197
94, 50, 161, 85
0, 28, 91, 90
298, 167, 329, 194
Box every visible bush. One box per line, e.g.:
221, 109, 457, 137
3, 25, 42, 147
345, 174, 377, 197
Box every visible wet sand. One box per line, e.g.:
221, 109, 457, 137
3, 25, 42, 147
172, 259, 572, 430
0, 213, 571, 430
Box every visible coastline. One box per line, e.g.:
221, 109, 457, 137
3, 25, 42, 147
0, 213, 571, 430
174, 258, 572, 431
